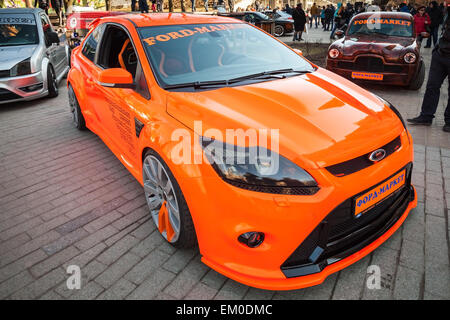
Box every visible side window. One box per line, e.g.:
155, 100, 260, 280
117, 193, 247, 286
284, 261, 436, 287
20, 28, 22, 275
40, 14, 53, 47
82, 24, 104, 63
97, 25, 150, 99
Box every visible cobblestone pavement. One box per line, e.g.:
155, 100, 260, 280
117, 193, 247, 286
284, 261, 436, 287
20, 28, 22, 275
0, 28, 449, 300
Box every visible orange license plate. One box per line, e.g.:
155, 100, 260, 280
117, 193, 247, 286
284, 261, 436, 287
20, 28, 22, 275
354, 170, 406, 216
351, 72, 384, 81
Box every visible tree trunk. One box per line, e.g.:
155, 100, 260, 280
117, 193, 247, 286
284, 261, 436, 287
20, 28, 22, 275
25, 0, 33, 7
0, 0, 4, 8
105, 0, 111, 10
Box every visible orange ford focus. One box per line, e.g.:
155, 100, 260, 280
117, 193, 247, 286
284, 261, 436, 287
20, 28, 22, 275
67, 13, 417, 290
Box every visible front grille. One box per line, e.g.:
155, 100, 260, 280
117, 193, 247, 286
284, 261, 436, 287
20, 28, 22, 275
0, 88, 21, 102
281, 163, 413, 278
0, 70, 10, 78
226, 179, 320, 195
326, 136, 401, 177
338, 57, 405, 73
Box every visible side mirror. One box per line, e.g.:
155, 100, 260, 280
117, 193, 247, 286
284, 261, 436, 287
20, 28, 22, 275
293, 48, 303, 56
335, 30, 344, 38
98, 68, 134, 89
48, 31, 60, 45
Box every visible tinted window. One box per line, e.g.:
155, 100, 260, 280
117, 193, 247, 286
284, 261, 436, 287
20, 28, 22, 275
0, 13, 38, 47
82, 25, 103, 62
348, 18, 413, 37
40, 14, 53, 47
138, 23, 314, 89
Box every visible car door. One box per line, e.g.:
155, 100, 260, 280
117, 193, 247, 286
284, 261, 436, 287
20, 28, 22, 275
76, 24, 106, 134
40, 13, 66, 77
90, 23, 151, 169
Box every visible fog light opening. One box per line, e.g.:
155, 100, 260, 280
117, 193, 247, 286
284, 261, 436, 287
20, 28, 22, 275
238, 232, 265, 248
20, 83, 43, 93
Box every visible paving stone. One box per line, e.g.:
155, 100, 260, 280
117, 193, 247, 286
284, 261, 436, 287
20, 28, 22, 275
424, 262, 450, 299
425, 197, 445, 217
425, 215, 450, 266
42, 228, 89, 255
96, 235, 140, 266
243, 287, 275, 300
162, 248, 198, 274
96, 278, 136, 300
0, 270, 34, 299
95, 252, 141, 289
130, 231, 164, 258
300, 273, 338, 300
74, 225, 118, 251
127, 268, 176, 300
69, 281, 104, 300
201, 269, 228, 291
0, 231, 60, 268
393, 265, 422, 300
163, 256, 210, 299
399, 239, 424, 273
0, 249, 47, 283
332, 256, 370, 300
10, 268, 66, 300
214, 279, 249, 300
124, 249, 170, 285
185, 282, 218, 300
31, 246, 81, 278
62, 242, 107, 270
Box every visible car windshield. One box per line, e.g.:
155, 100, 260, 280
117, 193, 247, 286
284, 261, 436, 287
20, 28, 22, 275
138, 23, 314, 90
0, 13, 39, 47
348, 18, 413, 37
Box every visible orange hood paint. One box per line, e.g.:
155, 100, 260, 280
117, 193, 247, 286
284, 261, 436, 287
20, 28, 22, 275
167, 68, 403, 169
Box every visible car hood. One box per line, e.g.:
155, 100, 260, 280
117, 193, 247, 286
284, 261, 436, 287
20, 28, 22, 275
166, 68, 403, 169
0, 45, 37, 70
340, 35, 415, 59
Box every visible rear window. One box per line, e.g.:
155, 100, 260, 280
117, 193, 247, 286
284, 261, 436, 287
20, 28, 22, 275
348, 18, 413, 37
0, 13, 39, 47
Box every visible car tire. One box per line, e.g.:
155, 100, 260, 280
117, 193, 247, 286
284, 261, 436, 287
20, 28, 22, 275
47, 65, 59, 98
408, 61, 425, 90
142, 149, 197, 249
274, 25, 285, 37
68, 84, 86, 130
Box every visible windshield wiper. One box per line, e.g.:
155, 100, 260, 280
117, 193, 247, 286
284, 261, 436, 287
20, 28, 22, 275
163, 69, 312, 90
228, 68, 311, 83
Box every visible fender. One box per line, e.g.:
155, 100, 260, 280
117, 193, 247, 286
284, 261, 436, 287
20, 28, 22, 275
41, 57, 51, 93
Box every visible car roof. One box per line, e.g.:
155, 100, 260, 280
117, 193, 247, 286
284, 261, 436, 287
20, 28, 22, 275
102, 13, 243, 28
0, 8, 44, 14
352, 12, 413, 21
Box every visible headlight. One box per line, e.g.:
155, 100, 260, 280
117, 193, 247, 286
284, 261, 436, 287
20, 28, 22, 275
201, 138, 319, 195
328, 48, 340, 59
10, 58, 32, 77
403, 52, 416, 64
376, 95, 407, 131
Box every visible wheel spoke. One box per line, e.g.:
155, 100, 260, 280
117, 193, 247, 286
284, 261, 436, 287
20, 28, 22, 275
144, 181, 158, 195
147, 195, 161, 210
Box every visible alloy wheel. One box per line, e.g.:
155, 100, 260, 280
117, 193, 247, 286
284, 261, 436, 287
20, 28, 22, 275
143, 155, 181, 243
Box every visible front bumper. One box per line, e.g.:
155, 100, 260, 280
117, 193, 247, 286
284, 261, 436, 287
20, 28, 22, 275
326, 58, 417, 86
183, 130, 416, 290
0, 71, 48, 105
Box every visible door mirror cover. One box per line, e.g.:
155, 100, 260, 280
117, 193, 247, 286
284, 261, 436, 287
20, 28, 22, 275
98, 68, 134, 89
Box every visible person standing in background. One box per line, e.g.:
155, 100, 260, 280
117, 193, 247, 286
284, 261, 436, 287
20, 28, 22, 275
408, 1, 450, 132
139, 0, 149, 12
191, 0, 196, 12
425, 1, 443, 48
131, 0, 137, 11
292, 3, 306, 41
203, 0, 208, 11
414, 6, 431, 47
310, 3, 319, 28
